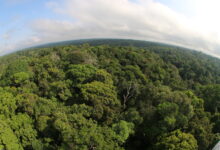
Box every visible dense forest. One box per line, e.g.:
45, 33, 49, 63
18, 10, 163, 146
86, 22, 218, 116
0, 39, 220, 150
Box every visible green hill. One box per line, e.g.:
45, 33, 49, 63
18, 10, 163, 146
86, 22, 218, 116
0, 39, 219, 150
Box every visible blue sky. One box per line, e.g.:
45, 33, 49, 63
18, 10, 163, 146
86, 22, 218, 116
156, 0, 195, 16
1, 0, 220, 57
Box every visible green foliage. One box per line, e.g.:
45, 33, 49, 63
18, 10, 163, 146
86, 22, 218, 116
112, 120, 134, 143
155, 129, 198, 150
53, 108, 132, 150
0, 120, 23, 150
9, 113, 37, 148
67, 64, 97, 84
0, 40, 219, 149
187, 109, 214, 150
49, 80, 72, 101
157, 102, 179, 128
80, 81, 120, 123
5, 59, 29, 77
12, 72, 30, 85
0, 88, 17, 117
196, 84, 220, 113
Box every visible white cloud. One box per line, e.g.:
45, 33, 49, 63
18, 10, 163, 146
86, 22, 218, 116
1, 29, 17, 40
2, 0, 220, 57
32, 0, 219, 57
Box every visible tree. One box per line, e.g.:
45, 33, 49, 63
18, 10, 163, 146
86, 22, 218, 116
67, 64, 97, 85
49, 80, 72, 101
11, 72, 30, 86
155, 129, 198, 150
53, 110, 134, 150
9, 113, 37, 148
156, 102, 179, 129
188, 109, 214, 150
0, 119, 23, 150
197, 84, 220, 113
80, 81, 121, 124
0, 88, 17, 117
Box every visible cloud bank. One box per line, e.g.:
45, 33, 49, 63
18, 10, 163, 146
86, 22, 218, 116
3, 0, 220, 57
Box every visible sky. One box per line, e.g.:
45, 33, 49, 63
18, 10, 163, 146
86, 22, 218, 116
1, 0, 220, 57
